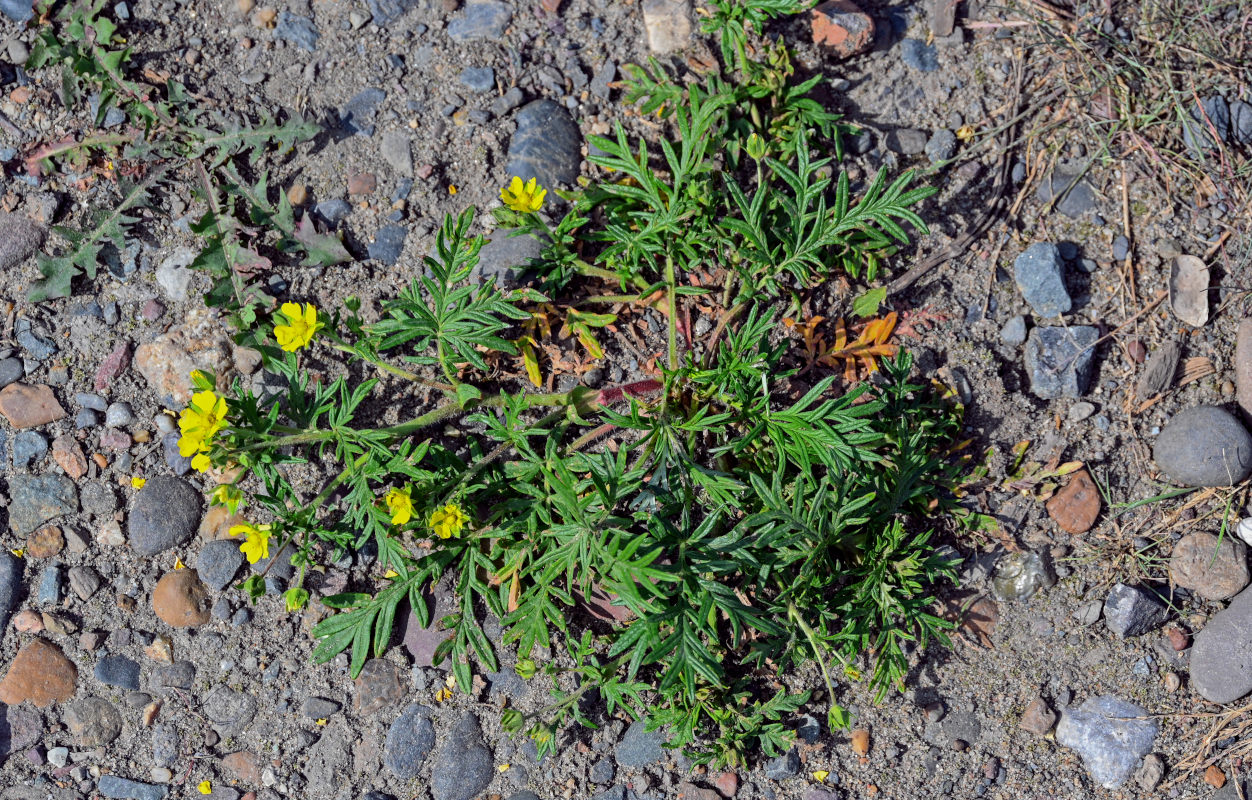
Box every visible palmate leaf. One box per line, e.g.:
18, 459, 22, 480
29, 165, 167, 301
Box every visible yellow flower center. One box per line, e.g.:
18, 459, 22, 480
429, 503, 468, 539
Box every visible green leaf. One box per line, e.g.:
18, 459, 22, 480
852, 287, 886, 318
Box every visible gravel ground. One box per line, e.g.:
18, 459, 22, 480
0, 1, 1250, 799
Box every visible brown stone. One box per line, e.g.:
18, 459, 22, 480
26, 526, 65, 558
353, 658, 405, 715
64, 696, 122, 746
1170, 532, 1251, 601
1206, 764, 1227, 789
1166, 626, 1191, 651
222, 750, 264, 785
51, 435, 88, 480
152, 570, 212, 628
94, 340, 131, 392
851, 727, 870, 756
133, 307, 231, 405
347, 173, 377, 195
712, 771, 738, 798
200, 505, 247, 540
0, 383, 67, 428
12, 610, 42, 633
676, 783, 720, 800
811, 0, 875, 58
1019, 696, 1057, 735
287, 184, 308, 206
0, 638, 78, 706
1045, 468, 1101, 534
961, 596, 999, 645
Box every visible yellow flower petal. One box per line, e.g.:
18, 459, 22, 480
198, 781, 212, 795
130, 477, 146, 489
812, 770, 830, 782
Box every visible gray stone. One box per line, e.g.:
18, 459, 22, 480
886, 129, 927, 155
65, 697, 123, 746
203, 686, 258, 737
900, 38, 938, 71
925, 129, 958, 164
380, 131, 413, 177
11, 430, 47, 469
80, 481, 118, 518
460, 67, 495, 92
0, 552, 21, 631
641, 0, 692, 53
1170, 532, 1249, 601
1134, 341, 1181, 400
105, 401, 134, 427
431, 713, 493, 800
474, 229, 544, 287
196, 539, 245, 591
97, 775, 168, 800
340, 88, 386, 137
1183, 95, 1231, 151
1056, 695, 1157, 789
1036, 172, 1097, 217
764, 747, 800, 779
923, 708, 983, 746
591, 60, 616, 100
1192, 585, 1252, 703
37, 563, 62, 604
128, 476, 201, 556
796, 714, 821, 744
0, 213, 46, 271
273, 11, 319, 51
301, 697, 342, 719
162, 432, 192, 476
1103, 583, 1169, 638
1111, 234, 1130, 261
367, 0, 419, 25
0, 357, 24, 388
589, 756, 615, 784
384, 703, 436, 779
1013, 243, 1071, 317
368, 225, 407, 266
154, 247, 195, 303
95, 654, 141, 691
152, 661, 195, 690
250, 550, 296, 581
491, 87, 526, 118
1068, 401, 1096, 423
991, 551, 1054, 601
616, 719, 666, 768
447, 1, 511, 42
9, 474, 77, 534
0, 0, 33, 22
1232, 100, 1252, 145
15, 319, 57, 360
1153, 406, 1252, 487
75, 408, 100, 429
314, 198, 353, 226
505, 100, 581, 190
1023, 325, 1099, 399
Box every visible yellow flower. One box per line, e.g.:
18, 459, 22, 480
812, 770, 830, 783
210, 484, 244, 515
385, 487, 414, 526
130, 476, 146, 489
284, 587, 309, 612
231, 522, 272, 564
273, 302, 323, 353
500, 176, 547, 213
198, 781, 212, 795
429, 503, 468, 540
173, 556, 186, 570
178, 390, 228, 473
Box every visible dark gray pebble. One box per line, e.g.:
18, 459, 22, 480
447, 1, 511, 42
95, 654, 141, 691
9, 474, 77, 534
1103, 583, 1169, 637
1153, 405, 1252, 486
162, 432, 192, 476
384, 703, 436, 779
196, 539, 245, 591
900, 38, 938, 71
152, 661, 196, 690
127, 476, 201, 556
505, 99, 581, 190
339, 88, 386, 137
1023, 326, 1098, 399
273, 11, 320, 52
98, 775, 168, 800
0, 357, 23, 388
1014, 243, 1071, 317
459, 66, 495, 92
368, 225, 407, 266
615, 719, 665, 768
1036, 172, 1097, 217
367, 0, 419, 26
431, 712, 493, 800
38, 564, 62, 604
11, 430, 47, 469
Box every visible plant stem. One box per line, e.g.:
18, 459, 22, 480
327, 342, 454, 394
665, 253, 679, 371
787, 601, 840, 725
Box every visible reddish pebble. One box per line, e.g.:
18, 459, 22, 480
416, 163, 434, 179
811, 0, 875, 58
13, 610, 43, 633
1127, 339, 1147, 363
94, 340, 131, 392
712, 771, 739, 798
1167, 626, 1190, 651
1206, 765, 1227, 789
141, 299, 166, 321
1045, 468, 1101, 534
347, 173, 377, 195
99, 430, 132, 450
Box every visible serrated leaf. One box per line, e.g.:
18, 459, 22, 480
293, 214, 352, 267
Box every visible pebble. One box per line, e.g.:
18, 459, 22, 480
66, 696, 124, 746
9, 474, 78, 534
203, 686, 259, 737
590, 756, 616, 784
16, 318, 57, 360
1045, 468, 1101, 534
1019, 696, 1056, 735
106, 401, 134, 427
155, 247, 196, 302
491, 86, 527, 118
0, 383, 68, 428
991, 551, 1054, 601
1192, 585, 1252, 703
886, 129, 927, 155
0, 212, 47, 271
339, 88, 386, 137
380, 131, 413, 177
47, 746, 69, 767
1103, 583, 1169, 637
999, 315, 1027, 345
474, 229, 544, 287
12, 430, 48, 469
0, 638, 77, 706
616, 719, 666, 767
368, 225, 407, 265
925, 129, 957, 164
97, 775, 169, 800
314, 198, 352, 226
162, 432, 193, 475
1153, 406, 1252, 486
459, 66, 495, 92
1134, 341, 1181, 399
640, 0, 692, 53
76, 408, 101, 428
301, 697, 342, 719
1013, 243, 1071, 317
1036, 172, 1097, 217
69, 565, 102, 600
152, 723, 180, 767
0, 552, 20, 630
95, 341, 131, 392
505, 100, 582, 190
152, 661, 196, 690
1170, 532, 1250, 600
1111, 234, 1130, 261
1183, 95, 1230, 151
850, 728, 870, 755
38, 563, 62, 604
95, 653, 142, 691
797, 714, 822, 744
763, 748, 800, 779
152, 569, 212, 627
1229, 99, 1252, 145
431, 712, 494, 800
810, 0, 875, 58
1067, 401, 1095, 422
1023, 325, 1099, 399
900, 38, 938, 71
384, 703, 436, 778
128, 476, 202, 556
197, 539, 246, 591
273, 11, 319, 51
447, 1, 512, 42
367, 0, 419, 25
0, 357, 23, 388
354, 658, 406, 715
1056, 695, 1157, 789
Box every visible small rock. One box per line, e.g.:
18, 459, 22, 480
66, 696, 124, 746
1230, 100, 1252, 145
505, 100, 582, 191
1045, 468, 1101, 534
0, 212, 47, 271
925, 129, 957, 164
95, 341, 132, 392
26, 525, 65, 558
431, 712, 494, 800
850, 728, 870, 755
474, 229, 544, 287
367, 0, 418, 25
1170, 532, 1250, 601
1019, 696, 1057, 735
447, 1, 511, 41
354, 658, 406, 715
1068, 401, 1096, 423
991, 551, 1054, 601
0, 383, 67, 428
1183, 96, 1231, 152
380, 131, 413, 177
106, 401, 134, 427
590, 756, 616, 784
95, 653, 142, 691
1191, 585, 1252, 703
1135, 753, 1165, 791
1056, 695, 1157, 789
886, 129, 928, 155
368, 225, 407, 266
152, 569, 212, 627
0, 551, 21, 631
491, 87, 526, 117
222, 751, 263, 784
203, 686, 259, 737
617, 719, 666, 767
128, 476, 202, 555
1135, 341, 1181, 399
155, 247, 196, 302
273, 10, 319, 51
1014, 243, 1071, 317
152, 661, 195, 690
37, 563, 63, 604
1023, 325, 1099, 399
1036, 172, 1097, 217
640, 0, 692, 54
0, 357, 24, 388
12, 430, 48, 469
97, 775, 169, 800
796, 714, 822, 744
69, 565, 103, 600
51, 434, 88, 479
1206, 764, 1228, 789
301, 697, 342, 719
1153, 406, 1252, 487
810, 0, 874, 57
384, 703, 436, 778
1111, 234, 1130, 261
340, 88, 386, 137
676, 783, 720, 800
900, 38, 938, 71
712, 771, 739, 798
459, 66, 495, 92
8, 474, 78, 534
764, 748, 800, 779
1103, 583, 1169, 638
133, 308, 231, 405
196, 539, 246, 591
0, 637, 77, 706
